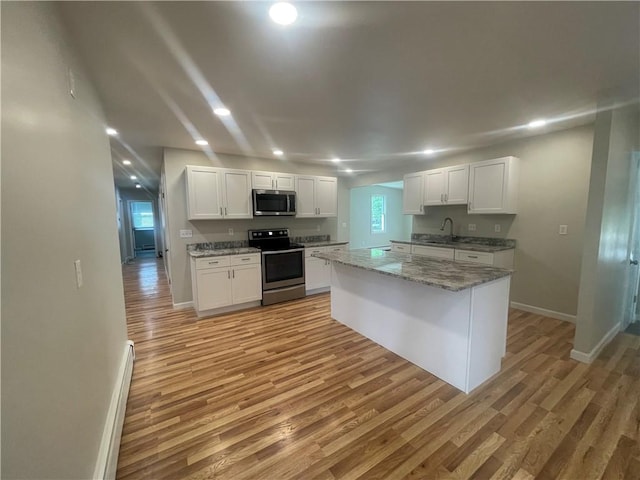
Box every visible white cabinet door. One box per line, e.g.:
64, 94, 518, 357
251, 171, 274, 189
275, 174, 295, 191
231, 264, 262, 304
296, 175, 318, 218
316, 176, 337, 217
391, 243, 411, 253
468, 157, 519, 214
445, 165, 469, 204
411, 244, 455, 260
186, 166, 224, 220
424, 169, 446, 206
305, 256, 330, 291
222, 170, 252, 219
403, 172, 424, 214
196, 268, 233, 310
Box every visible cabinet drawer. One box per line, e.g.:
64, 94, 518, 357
391, 243, 410, 253
305, 246, 326, 257
455, 250, 494, 265
326, 245, 347, 253
412, 245, 455, 260
195, 256, 230, 270
230, 253, 260, 266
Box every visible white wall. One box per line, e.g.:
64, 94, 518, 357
573, 103, 640, 358
349, 186, 411, 248
349, 125, 594, 317
1, 3, 129, 478
163, 148, 350, 305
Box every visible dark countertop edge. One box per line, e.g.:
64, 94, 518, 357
389, 240, 515, 252
188, 247, 261, 258
300, 241, 349, 247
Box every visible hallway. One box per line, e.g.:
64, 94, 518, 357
117, 258, 640, 480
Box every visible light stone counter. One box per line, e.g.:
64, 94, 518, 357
314, 248, 512, 292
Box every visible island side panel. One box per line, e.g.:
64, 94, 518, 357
466, 276, 512, 392
330, 263, 473, 392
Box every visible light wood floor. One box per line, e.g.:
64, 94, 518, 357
117, 257, 640, 479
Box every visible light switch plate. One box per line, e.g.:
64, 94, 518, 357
74, 259, 83, 288
179, 229, 193, 238
559, 225, 568, 235
468, 224, 476, 232
228, 228, 234, 236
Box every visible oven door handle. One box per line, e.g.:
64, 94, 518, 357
262, 248, 305, 256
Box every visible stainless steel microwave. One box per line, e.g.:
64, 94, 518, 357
252, 189, 296, 216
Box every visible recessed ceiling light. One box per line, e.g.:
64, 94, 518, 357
130, 175, 137, 180
195, 140, 209, 146
269, 2, 298, 25
135, 183, 142, 189
528, 119, 547, 129
122, 159, 132, 165
332, 158, 341, 163
214, 107, 231, 117
345, 168, 353, 173
106, 127, 118, 136
423, 149, 435, 155
273, 149, 284, 156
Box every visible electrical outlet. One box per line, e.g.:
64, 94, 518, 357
228, 228, 234, 236
317, 225, 321, 232
468, 223, 476, 232
494, 224, 501, 233
179, 229, 192, 238
342, 222, 347, 228
74, 259, 83, 288
559, 225, 568, 235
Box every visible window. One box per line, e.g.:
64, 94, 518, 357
131, 201, 154, 229
371, 194, 386, 234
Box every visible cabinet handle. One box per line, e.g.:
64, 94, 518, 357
225, 207, 227, 216
208, 261, 219, 265
240, 257, 251, 261
227, 270, 230, 279
419, 204, 423, 212
446, 193, 448, 202
440, 194, 443, 203
220, 207, 223, 216
232, 270, 235, 278
272, 179, 275, 189
467, 255, 478, 259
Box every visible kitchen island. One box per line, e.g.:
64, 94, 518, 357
313, 249, 513, 393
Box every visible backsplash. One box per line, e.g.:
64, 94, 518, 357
292, 234, 330, 243
187, 240, 249, 251
411, 233, 516, 248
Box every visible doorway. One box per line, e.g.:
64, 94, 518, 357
129, 200, 156, 259
625, 151, 640, 331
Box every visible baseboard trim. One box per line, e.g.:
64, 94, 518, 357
510, 302, 576, 323
173, 301, 194, 310
570, 322, 621, 364
93, 340, 135, 480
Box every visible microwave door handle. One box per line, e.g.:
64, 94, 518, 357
286, 195, 291, 213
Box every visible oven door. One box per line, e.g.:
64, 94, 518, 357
262, 248, 305, 290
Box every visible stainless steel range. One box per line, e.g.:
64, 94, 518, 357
248, 229, 305, 306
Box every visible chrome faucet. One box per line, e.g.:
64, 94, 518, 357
440, 217, 454, 242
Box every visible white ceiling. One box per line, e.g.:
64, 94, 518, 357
57, 2, 640, 190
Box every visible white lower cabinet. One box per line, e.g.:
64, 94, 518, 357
305, 244, 347, 293
391, 243, 411, 254
191, 253, 262, 316
411, 244, 455, 260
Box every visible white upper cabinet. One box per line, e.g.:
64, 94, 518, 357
403, 172, 425, 214
295, 175, 337, 217
251, 171, 295, 191
468, 156, 519, 214
185, 166, 251, 220
423, 165, 469, 206
186, 166, 224, 220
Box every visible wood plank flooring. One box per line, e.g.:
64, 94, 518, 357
117, 257, 640, 479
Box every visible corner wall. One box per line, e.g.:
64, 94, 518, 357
163, 148, 349, 305
573, 103, 640, 361
1, 3, 129, 478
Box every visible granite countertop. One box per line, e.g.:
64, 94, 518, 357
390, 239, 515, 253
314, 248, 512, 292
300, 241, 350, 248
188, 247, 260, 258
